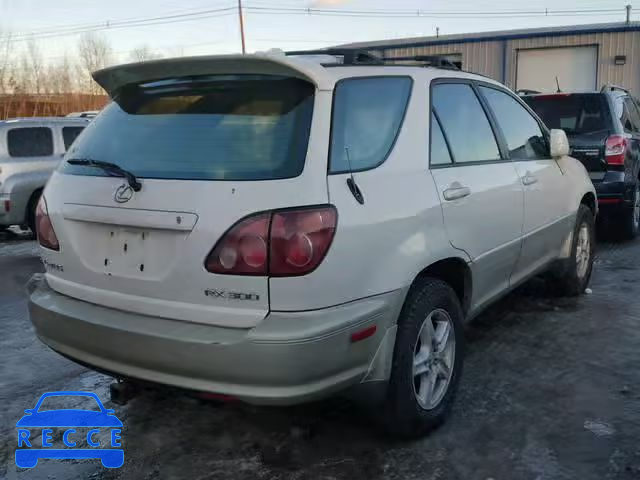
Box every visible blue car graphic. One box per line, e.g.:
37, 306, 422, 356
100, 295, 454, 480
16, 391, 123, 468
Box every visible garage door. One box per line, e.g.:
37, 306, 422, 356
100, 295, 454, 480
516, 46, 597, 93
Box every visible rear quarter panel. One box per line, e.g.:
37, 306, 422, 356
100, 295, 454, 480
268, 80, 467, 311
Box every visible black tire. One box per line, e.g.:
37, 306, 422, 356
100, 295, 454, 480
383, 277, 464, 438
617, 182, 640, 240
553, 204, 595, 296
26, 190, 42, 235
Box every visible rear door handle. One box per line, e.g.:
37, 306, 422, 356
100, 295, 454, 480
443, 185, 471, 201
521, 173, 538, 186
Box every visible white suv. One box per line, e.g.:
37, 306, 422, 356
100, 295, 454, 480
28, 52, 596, 437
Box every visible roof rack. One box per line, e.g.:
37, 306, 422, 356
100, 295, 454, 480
380, 55, 460, 70
515, 88, 541, 96
601, 84, 630, 94
285, 49, 460, 70
285, 48, 382, 65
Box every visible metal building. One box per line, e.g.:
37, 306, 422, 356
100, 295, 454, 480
337, 22, 640, 95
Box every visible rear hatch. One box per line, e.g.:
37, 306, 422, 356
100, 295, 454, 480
524, 93, 611, 181
42, 56, 330, 328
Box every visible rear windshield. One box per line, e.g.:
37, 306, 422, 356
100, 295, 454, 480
523, 94, 609, 135
61, 75, 314, 181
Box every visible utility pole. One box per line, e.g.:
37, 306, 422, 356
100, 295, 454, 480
626, 4, 632, 24
238, 0, 246, 54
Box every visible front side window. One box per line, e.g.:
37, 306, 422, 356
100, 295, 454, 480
431, 83, 501, 164
329, 77, 412, 173
61, 75, 314, 181
480, 86, 548, 160
62, 126, 85, 150
7, 127, 53, 157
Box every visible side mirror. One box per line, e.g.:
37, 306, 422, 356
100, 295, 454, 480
550, 129, 570, 158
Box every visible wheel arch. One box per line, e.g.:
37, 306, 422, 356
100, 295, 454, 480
408, 257, 472, 316
25, 187, 43, 229
580, 191, 596, 216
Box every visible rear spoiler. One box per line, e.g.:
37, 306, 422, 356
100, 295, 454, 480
92, 53, 334, 97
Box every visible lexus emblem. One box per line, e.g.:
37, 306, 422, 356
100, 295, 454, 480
114, 184, 134, 203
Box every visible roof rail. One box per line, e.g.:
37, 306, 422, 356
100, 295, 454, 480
601, 84, 629, 94
380, 55, 460, 70
285, 49, 460, 70
286, 48, 382, 65
515, 89, 541, 96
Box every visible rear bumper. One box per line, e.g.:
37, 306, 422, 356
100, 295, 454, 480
28, 275, 404, 405
594, 171, 634, 211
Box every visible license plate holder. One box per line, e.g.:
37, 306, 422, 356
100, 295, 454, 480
104, 228, 149, 276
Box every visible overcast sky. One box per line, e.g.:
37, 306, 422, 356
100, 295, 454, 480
1, 0, 637, 63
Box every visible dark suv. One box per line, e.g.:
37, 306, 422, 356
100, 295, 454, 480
523, 86, 640, 238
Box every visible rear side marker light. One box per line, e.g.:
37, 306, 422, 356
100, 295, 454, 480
3, 200, 9, 213
35, 196, 59, 251
598, 198, 622, 204
205, 206, 337, 277
605, 135, 628, 165
350, 325, 377, 343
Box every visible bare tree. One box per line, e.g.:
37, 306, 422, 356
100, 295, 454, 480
26, 39, 45, 94
77, 32, 113, 94
129, 45, 162, 63
0, 29, 13, 93
46, 55, 75, 94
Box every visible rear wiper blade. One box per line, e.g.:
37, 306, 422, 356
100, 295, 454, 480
66, 158, 142, 192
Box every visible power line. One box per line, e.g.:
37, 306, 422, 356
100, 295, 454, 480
11, 1, 236, 36
244, 5, 630, 19
8, 6, 237, 42
6, 3, 636, 42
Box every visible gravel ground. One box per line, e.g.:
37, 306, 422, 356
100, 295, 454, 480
1, 230, 639, 480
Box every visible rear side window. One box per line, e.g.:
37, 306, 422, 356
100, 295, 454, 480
329, 77, 412, 173
62, 126, 85, 150
7, 127, 53, 157
480, 86, 548, 160
430, 112, 452, 166
62, 75, 314, 181
524, 94, 607, 134
431, 83, 500, 164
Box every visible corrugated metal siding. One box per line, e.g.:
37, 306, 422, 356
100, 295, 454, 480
382, 41, 504, 81
372, 30, 640, 96
507, 31, 640, 95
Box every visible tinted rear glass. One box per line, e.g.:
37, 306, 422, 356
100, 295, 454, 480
62, 126, 85, 150
523, 94, 608, 135
61, 75, 314, 181
329, 76, 412, 173
7, 127, 54, 157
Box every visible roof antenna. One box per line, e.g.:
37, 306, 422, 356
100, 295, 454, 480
555, 76, 562, 93
344, 146, 364, 205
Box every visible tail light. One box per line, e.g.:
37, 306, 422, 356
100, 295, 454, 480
204, 213, 270, 275
605, 135, 628, 165
205, 206, 337, 277
35, 196, 59, 251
